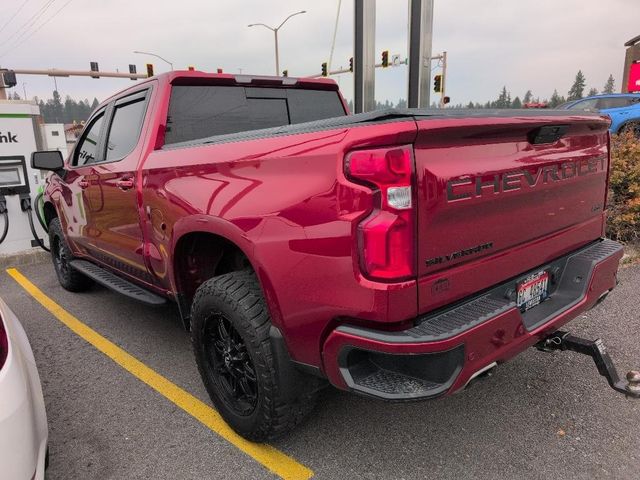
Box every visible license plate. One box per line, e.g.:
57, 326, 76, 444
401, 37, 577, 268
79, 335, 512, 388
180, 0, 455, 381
516, 270, 549, 312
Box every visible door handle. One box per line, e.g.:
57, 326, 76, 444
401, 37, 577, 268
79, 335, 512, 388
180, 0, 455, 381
78, 180, 89, 189
116, 179, 135, 190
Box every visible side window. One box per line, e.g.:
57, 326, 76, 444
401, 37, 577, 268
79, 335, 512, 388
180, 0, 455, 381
73, 112, 105, 167
596, 97, 633, 110
105, 93, 148, 161
567, 99, 598, 111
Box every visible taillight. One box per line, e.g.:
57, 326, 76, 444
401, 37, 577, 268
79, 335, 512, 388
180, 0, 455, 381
345, 145, 415, 281
0, 317, 7, 370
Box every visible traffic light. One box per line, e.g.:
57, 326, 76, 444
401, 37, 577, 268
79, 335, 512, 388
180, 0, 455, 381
433, 74, 442, 93
128, 64, 137, 81
282, 70, 288, 77
321, 62, 328, 77
188, 66, 195, 71
381, 50, 389, 68
0, 70, 16, 87
349, 57, 353, 72
443, 96, 450, 105
146, 63, 154, 77
90, 61, 99, 78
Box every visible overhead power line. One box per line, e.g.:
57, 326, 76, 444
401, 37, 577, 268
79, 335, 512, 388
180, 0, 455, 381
0, 0, 32, 36
1, 0, 57, 46
0, 0, 74, 60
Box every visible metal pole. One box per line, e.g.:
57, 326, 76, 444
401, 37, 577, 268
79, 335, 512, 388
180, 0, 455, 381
274, 29, 280, 76
439, 51, 447, 108
133, 51, 173, 71
328, 0, 342, 72
354, 0, 376, 113
407, 0, 434, 108
10, 68, 148, 79
22, 82, 27, 100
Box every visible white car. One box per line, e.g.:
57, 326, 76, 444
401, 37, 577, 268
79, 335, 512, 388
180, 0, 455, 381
0, 296, 48, 480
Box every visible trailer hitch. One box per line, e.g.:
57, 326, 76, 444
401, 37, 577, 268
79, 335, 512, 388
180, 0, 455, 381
536, 331, 640, 398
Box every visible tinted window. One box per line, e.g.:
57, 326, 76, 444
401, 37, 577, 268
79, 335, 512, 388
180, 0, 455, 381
73, 113, 104, 166
566, 99, 598, 111
165, 86, 346, 145
596, 97, 633, 110
287, 89, 346, 123
105, 95, 147, 161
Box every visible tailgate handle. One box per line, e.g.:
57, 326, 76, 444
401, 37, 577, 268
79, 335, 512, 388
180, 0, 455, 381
528, 125, 569, 145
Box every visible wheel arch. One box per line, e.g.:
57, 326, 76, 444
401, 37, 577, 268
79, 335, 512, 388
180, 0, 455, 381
170, 216, 283, 330
42, 200, 58, 226
615, 117, 640, 134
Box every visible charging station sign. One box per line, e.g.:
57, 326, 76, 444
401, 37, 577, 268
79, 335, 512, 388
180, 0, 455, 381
0, 115, 37, 157
628, 63, 640, 93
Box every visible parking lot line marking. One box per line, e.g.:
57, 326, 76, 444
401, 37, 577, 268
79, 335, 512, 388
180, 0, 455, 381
6, 268, 314, 480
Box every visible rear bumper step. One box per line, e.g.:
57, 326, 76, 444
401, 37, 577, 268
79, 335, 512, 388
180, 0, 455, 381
70, 259, 166, 306
322, 238, 623, 400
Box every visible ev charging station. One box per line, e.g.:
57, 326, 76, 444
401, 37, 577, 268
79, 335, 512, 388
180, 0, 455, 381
0, 100, 50, 255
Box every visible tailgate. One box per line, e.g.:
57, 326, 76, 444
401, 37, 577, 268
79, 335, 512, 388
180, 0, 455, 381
413, 113, 610, 314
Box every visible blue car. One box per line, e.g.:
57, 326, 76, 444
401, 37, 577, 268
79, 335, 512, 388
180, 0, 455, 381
559, 93, 640, 135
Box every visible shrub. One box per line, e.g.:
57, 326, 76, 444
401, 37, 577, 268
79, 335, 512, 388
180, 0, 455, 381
607, 131, 640, 242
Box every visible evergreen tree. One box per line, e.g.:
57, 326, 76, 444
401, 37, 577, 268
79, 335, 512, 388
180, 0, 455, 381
91, 98, 99, 110
567, 70, 586, 101
511, 96, 522, 109
549, 89, 562, 107
523, 90, 533, 104
396, 98, 407, 109
587, 88, 598, 97
467, 101, 475, 108
48, 90, 64, 123
496, 86, 511, 108
603, 74, 615, 94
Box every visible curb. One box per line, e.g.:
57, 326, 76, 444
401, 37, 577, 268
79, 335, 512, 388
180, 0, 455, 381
0, 248, 50, 270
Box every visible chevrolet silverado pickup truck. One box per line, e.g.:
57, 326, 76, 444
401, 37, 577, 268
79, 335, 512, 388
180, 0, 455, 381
31, 71, 638, 441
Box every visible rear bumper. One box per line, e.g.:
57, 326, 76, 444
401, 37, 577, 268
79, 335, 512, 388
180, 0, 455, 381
321, 239, 623, 400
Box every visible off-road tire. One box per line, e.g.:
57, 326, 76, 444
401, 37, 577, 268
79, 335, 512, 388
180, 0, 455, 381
48, 218, 93, 292
191, 270, 318, 441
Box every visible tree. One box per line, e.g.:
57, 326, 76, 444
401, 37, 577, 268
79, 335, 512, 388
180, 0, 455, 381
567, 70, 586, 101
467, 101, 475, 108
91, 98, 99, 110
523, 90, 533, 104
548, 89, 567, 108
588, 88, 598, 97
603, 74, 615, 94
511, 96, 522, 109
495, 86, 511, 108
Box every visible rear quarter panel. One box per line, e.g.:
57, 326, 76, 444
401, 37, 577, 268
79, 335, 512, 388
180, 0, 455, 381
141, 121, 418, 367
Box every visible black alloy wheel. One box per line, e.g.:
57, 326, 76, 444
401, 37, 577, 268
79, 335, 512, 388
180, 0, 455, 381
204, 313, 258, 415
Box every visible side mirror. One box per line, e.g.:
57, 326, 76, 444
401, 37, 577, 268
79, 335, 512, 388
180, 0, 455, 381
31, 150, 64, 171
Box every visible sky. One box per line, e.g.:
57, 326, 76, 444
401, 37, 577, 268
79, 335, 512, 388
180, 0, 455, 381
0, 0, 638, 107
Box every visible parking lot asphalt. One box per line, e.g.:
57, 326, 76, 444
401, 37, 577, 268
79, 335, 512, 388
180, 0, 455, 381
1, 260, 639, 480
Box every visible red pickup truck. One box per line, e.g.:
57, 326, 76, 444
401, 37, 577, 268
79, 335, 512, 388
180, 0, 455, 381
32, 71, 630, 440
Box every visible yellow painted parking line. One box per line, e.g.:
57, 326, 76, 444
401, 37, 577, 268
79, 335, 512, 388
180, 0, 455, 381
6, 268, 314, 480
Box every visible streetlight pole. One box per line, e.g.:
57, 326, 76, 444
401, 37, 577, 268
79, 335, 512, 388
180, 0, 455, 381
248, 10, 306, 76
133, 50, 174, 71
